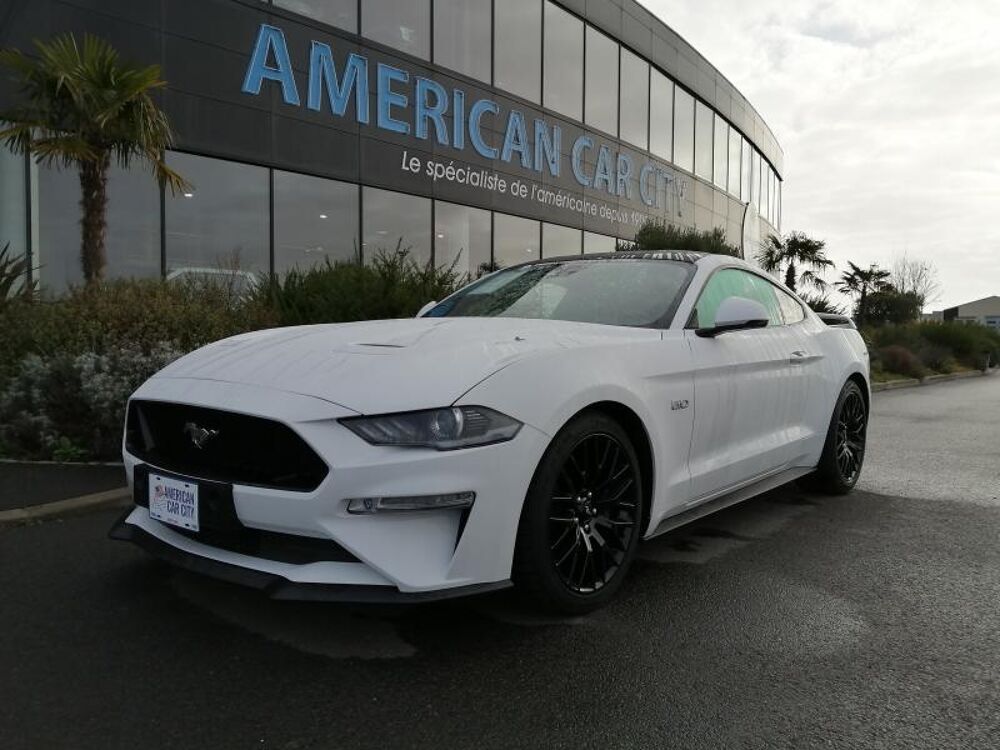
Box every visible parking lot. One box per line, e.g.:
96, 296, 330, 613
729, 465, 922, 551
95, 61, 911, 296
2, 375, 999, 749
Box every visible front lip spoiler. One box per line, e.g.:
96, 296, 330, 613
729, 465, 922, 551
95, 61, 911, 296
108, 511, 512, 604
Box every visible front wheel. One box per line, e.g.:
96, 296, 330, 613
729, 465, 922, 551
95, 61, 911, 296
806, 379, 868, 495
513, 413, 644, 614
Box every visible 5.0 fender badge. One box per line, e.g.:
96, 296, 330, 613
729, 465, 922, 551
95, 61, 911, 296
671, 399, 690, 411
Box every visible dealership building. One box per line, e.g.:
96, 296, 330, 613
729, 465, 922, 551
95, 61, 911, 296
0, 0, 783, 293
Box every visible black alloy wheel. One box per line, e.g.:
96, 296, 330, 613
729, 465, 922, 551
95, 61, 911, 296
548, 433, 640, 594
835, 388, 867, 484
805, 379, 868, 495
514, 412, 645, 614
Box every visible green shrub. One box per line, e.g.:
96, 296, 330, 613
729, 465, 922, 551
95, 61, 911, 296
0, 277, 275, 381
630, 222, 739, 256
866, 322, 1000, 373
878, 345, 925, 380
257, 247, 466, 327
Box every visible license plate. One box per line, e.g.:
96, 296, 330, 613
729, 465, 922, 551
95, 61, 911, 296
149, 473, 200, 532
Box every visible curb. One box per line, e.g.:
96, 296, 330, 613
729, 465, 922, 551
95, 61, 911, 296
872, 368, 994, 393
0, 487, 130, 528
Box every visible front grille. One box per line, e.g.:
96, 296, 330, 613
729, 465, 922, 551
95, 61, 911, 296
126, 400, 329, 492
133, 465, 357, 565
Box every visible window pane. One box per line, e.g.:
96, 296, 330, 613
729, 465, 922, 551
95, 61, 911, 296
727, 127, 741, 196
495, 0, 541, 103
712, 115, 728, 189
363, 187, 431, 265
166, 153, 268, 279
543, 2, 583, 120
274, 171, 359, 274
740, 137, 752, 201
585, 26, 618, 135
275, 0, 356, 32
429, 258, 691, 327
494, 212, 539, 268
619, 49, 649, 150
38, 164, 162, 293
692, 268, 781, 328
777, 286, 804, 324
542, 222, 581, 257
673, 87, 694, 172
752, 150, 761, 206
362, 0, 430, 60
0, 149, 26, 282
434, 0, 491, 82
695, 101, 713, 181
583, 231, 616, 254
649, 71, 673, 161
435, 201, 492, 277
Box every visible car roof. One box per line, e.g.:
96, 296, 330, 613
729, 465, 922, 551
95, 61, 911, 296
530, 249, 709, 265
521, 250, 761, 268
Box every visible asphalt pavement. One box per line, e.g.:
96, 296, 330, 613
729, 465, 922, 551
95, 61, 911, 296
2, 375, 999, 749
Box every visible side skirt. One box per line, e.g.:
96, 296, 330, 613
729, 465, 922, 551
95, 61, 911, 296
646, 466, 813, 539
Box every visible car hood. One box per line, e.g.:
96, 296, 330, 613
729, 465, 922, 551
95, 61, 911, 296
151, 317, 661, 414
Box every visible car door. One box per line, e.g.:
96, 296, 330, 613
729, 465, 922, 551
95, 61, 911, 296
684, 268, 808, 501
772, 284, 825, 465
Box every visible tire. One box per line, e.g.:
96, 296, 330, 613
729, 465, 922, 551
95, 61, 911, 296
805, 379, 868, 495
513, 412, 645, 615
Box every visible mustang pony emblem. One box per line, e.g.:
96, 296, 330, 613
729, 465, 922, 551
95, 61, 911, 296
183, 422, 219, 449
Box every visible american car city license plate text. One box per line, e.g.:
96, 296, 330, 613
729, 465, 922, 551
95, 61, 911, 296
149, 473, 200, 532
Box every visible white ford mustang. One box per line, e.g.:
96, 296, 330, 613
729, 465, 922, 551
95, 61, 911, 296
111, 251, 870, 613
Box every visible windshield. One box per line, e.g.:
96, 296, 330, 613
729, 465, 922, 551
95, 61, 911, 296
426, 259, 694, 328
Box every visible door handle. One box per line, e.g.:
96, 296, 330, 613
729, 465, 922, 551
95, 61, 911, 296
789, 350, 809, 364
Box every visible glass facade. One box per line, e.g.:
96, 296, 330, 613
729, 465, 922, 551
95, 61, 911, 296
362, 0, 430, 60
542, 222, 582, 257
649, 71, 673, 162
543, 1, 584, 121
166, 152, 268, 277
494, 213, 540, 268
275, 0, 356, 32
694, 101, 713, 181
673, 88, 695, 174
585, 26, 619, 136
274, 171, 359, 273
712, 115, 728, 190
0, 150, 26, 271
727, 127, 741, 198
494, 0, 542, 103
363, 186, 432, 265
434, 201, 491, 276
434, 0, 491, 82
619, 49, 649, 150
583, 232, 617, 254
6, 0, 784, 293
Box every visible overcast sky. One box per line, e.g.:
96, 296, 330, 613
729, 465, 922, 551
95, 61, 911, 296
647, 0, 1000, 310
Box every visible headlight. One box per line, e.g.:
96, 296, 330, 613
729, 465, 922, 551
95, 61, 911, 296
340, 406, 522, 450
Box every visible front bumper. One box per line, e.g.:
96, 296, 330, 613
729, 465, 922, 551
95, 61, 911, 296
109, 511, 511, 603
115, 376, 549, 598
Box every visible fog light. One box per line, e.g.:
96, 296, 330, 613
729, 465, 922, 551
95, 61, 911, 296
346, 492, 476, 515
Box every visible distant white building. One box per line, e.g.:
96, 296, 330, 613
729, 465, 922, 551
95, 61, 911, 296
924, 296, 1000, 328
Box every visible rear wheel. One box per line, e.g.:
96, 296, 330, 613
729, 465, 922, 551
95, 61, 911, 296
513, 413, 644, 614
806, 380, 868, 495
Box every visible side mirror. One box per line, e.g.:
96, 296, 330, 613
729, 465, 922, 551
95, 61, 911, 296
416, 301, 437, 318
696, 296, 770, 338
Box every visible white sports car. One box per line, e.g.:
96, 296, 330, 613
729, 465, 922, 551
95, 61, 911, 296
111, 251, 870, 613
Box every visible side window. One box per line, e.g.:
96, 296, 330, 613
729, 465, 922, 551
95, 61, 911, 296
775, 286, 806, 324
689, 268, 782, 328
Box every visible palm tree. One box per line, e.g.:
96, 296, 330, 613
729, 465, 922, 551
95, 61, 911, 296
0, 34, 187, 283
757, 231, 833, 293
837, 261, 892, 327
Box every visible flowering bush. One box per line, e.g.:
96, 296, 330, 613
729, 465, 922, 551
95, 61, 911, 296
0, 342, 183, 461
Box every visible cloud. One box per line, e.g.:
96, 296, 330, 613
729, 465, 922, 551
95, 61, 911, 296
645, 0, 1000, 309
